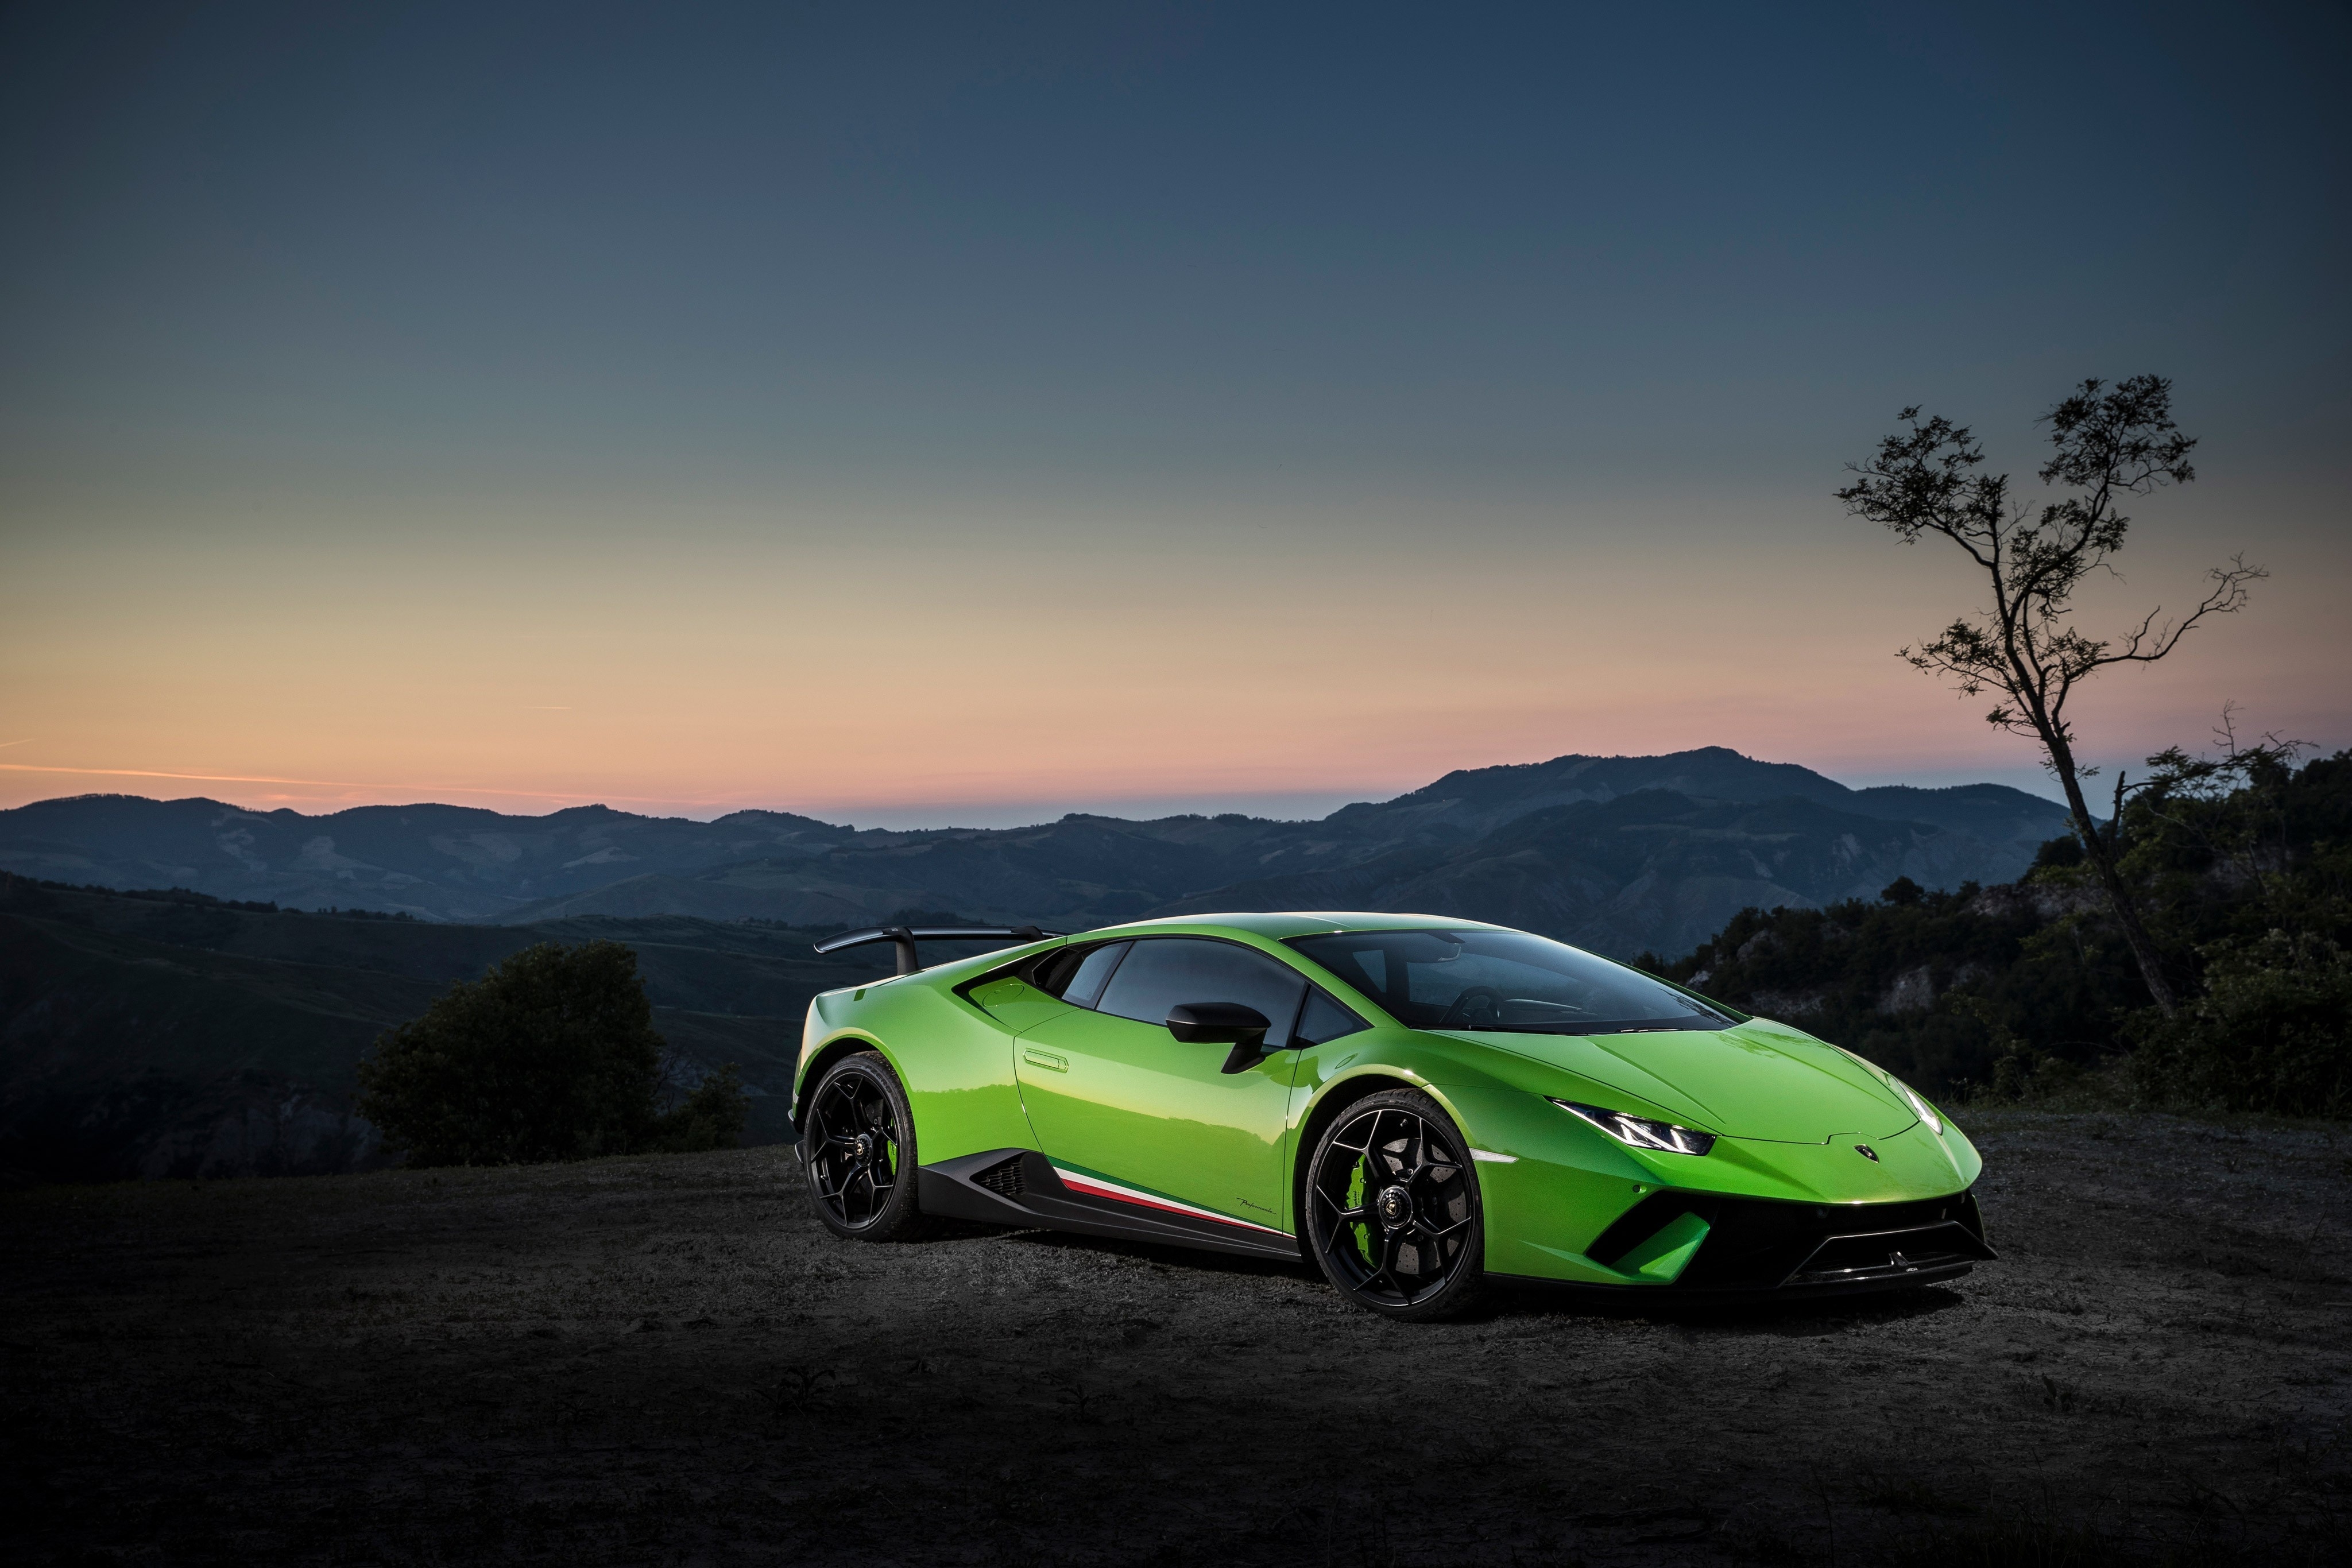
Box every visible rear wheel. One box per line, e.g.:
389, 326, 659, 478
1304, 1089, 1486, 1321
803, 1051, 930, 1242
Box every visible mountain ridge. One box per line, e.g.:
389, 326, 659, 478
0, 748, 2074, 959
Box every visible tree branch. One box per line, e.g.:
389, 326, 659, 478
1846, 374, 2249, 1019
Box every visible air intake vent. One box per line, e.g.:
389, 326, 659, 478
973, 1155, 1026, 1198
1589, 1188, 1992, 1290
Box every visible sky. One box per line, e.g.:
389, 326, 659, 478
2, 1, 2346, 829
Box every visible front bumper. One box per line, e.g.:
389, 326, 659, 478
1560, 1187, 1995, 1294
1441, 1082, 1991, 1291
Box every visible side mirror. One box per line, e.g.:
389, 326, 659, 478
1166, 1002, 1271, 1075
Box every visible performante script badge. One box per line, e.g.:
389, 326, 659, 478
1855, 1145, 1880, 1162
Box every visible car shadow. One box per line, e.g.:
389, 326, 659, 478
1478, 1277, 1974, 1330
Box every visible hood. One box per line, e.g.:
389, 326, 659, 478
1438, 1017, 1916, 1143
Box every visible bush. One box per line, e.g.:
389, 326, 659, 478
2030, 833, 2085, 871
355, 940, 668, 1166
2133, 931, 2352, 1116
651, 1063, 751, 1153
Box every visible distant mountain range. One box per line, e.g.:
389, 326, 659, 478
0, 748, 2074, 960
0, 748, 2078, 1183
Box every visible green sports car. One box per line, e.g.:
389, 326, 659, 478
792, 913, 1991, 1319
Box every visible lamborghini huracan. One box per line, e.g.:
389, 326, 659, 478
791, 913, 1991, 1319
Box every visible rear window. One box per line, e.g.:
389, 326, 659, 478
1032, 942, 1131, 1008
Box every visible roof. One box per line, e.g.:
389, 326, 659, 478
1074, 910, 1505, 941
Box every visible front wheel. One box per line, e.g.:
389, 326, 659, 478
803, 1051, 930, 1242
1303, 1089, 1486, 1321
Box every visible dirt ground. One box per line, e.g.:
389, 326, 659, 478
5, 1111, 2348, 1567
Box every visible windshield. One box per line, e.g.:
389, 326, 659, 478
1285, 928, 1730, 1036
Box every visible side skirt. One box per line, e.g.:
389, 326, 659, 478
918, 1149, 1303, 1263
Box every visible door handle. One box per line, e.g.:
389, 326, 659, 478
1022, 1046, 1068, 1073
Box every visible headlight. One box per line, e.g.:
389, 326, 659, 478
1895, 1079, 1943, 1135
1550, 1099, 1716, 1156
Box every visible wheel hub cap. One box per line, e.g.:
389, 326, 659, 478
854, 1133, 876, 1161
1376, 1184, 1413, 1224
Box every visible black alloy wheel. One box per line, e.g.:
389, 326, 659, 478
1305, 1088, 1485, 1320
803, 1051, 929, 1241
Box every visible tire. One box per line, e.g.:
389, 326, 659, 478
802, 1051, 931, 1242
1303, 1088, 1486, 1321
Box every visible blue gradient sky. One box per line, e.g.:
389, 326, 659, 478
3, 2, 2346, 827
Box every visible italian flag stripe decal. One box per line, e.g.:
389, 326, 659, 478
1049, 1164, 1291, 1238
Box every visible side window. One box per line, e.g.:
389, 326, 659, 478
1295, 988, 1369, 1046
1307, 944, 1396, 1008
1094, 938, 1309, 1048
1035, 942, 1130, 1008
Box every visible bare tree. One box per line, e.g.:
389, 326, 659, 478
1837, 375, 2265, 1016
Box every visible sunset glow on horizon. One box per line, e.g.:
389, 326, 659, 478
5, 477, 2331, 827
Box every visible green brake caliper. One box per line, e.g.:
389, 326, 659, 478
1345, 1155, 1371, 1267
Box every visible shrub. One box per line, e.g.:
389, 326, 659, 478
2030, 833, 2085, 871
355, 940, 667, 1166
652, 1063, 751, 1153
2133, 931, 2352, 1116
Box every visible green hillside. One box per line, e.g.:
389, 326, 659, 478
0, 876, 903, 1182
1653, 748, 2352, 1112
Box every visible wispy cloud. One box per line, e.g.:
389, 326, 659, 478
0, 761, 694, 808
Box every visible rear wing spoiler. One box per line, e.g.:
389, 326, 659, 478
811, 924, 1067, 976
